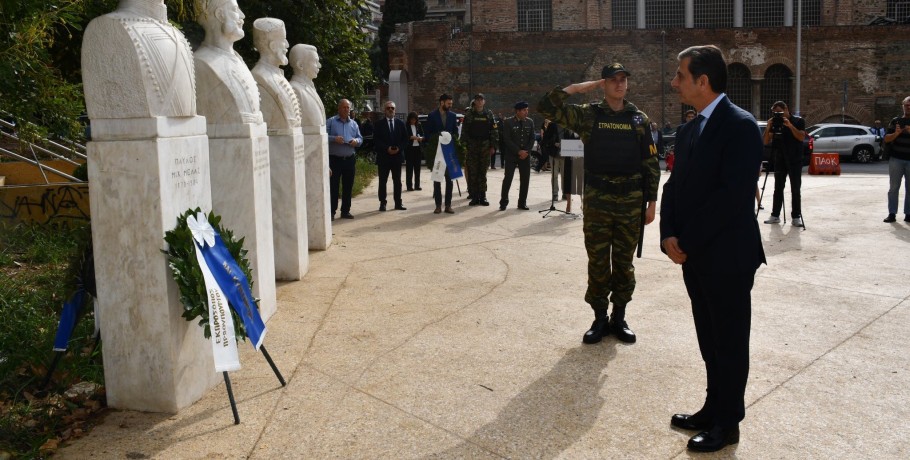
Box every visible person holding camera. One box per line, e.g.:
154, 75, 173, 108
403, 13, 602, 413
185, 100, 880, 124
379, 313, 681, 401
762, 101, 806, 227
883, 96, 910, 223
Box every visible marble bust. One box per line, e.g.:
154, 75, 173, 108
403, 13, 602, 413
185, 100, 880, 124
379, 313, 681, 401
82, 0, 196, 119
193, 0, 262, 125
289, 44, 326, 129
251, 18, 301, 132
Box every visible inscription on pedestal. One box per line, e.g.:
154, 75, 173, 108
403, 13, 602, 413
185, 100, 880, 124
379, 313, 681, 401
254, 145, 270, 178
169, 153, 202, 190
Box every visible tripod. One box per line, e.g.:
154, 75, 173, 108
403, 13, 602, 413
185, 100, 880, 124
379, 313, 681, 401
539, 156, 577, 218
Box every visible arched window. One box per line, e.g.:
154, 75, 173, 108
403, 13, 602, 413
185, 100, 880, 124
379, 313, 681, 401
727, 64, 752, 111
760, 64, 792, 120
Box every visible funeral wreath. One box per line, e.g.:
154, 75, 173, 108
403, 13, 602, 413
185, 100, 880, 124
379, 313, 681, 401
163, 208, 256, 341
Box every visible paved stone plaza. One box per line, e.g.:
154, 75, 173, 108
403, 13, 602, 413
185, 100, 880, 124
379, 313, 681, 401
60, 163, 909, 459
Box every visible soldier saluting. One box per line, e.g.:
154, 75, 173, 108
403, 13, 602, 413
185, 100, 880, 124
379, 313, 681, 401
538, 63, 660, 345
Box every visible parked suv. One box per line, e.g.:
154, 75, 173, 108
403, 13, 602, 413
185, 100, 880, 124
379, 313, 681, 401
805, 123, 882, 163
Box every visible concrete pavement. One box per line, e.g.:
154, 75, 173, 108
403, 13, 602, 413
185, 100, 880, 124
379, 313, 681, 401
59, 163, 910, 459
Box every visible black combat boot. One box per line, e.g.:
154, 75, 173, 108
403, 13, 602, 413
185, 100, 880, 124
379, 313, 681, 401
609, 305, 636, 343
583, 310, 610, 344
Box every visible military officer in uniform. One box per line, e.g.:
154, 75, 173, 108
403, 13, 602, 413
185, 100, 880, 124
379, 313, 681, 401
461, 94, 499, 206
499, 101, 536, 210
537, 63, 660, 344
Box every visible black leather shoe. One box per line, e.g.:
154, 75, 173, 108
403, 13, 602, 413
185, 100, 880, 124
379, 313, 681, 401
407, 187, 414, 191
610, 319, 636, 343
499, 205, 507, 211
469, 199, 479, 206
517, 205, 530, 210
884, 213, 896, 222
479, 199, 490, 206
341, 213, 354, 219
582, 317, 610, 344
671, 413, 712, 431
415, 186, 422, 191
379, 204, 387, 212
687, 425, 739, 452
394, 205, 407, 210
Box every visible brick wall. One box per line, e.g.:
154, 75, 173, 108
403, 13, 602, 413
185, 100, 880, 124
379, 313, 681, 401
389, 20, 910, 126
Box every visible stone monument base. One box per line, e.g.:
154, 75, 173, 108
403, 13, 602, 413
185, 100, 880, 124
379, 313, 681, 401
269, 129, 308, 280
87, 117, 218, 413
304, 130, 331, 250
209, 122, 278, 322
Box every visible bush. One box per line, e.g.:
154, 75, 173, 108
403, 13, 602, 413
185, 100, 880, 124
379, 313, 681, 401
0, 223, 103, 456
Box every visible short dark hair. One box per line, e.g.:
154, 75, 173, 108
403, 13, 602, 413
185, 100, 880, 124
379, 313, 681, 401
772, 101, 788, 110
678, 45, 727, 93
439, 93, 453, 102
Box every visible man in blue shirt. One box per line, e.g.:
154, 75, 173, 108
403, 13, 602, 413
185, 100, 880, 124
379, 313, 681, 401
326, 99, 363, 219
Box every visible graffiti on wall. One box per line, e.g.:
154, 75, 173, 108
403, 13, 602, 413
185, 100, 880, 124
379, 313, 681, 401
0, 184, 90, 227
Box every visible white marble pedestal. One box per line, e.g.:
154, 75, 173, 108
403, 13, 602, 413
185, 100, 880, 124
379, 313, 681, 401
269, 128, 308, 279
303, 128, 331, 250
87, 116, 219, 413
208, 122, 278, 321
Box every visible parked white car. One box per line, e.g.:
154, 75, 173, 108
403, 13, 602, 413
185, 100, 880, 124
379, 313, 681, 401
806, 123, 882, 163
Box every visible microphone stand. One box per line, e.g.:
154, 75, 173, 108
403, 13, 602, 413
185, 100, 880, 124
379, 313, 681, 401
539, 155, 577, 218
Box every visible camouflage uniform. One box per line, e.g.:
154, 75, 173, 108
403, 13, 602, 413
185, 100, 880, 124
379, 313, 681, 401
538, 87, 660, 319
461, 107, 499, 203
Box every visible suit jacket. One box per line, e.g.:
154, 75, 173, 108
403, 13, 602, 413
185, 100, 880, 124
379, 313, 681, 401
501, 116, 536, 158
659, 96, 766, 274
374, 117, 409, 165
425, 109, 458, 138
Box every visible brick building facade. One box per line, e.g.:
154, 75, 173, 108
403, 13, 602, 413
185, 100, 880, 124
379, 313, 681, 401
388, 0, 910, 127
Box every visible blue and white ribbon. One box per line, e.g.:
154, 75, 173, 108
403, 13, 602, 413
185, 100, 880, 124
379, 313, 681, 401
188, 213, 241, 372
431, 132, 463, 182
189, 213, 268, 353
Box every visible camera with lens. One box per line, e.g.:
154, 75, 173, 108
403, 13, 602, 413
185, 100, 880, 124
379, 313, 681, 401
771, 111, 784, 135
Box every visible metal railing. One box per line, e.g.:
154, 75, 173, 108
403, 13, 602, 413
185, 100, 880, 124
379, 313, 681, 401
0, 117, 86, 183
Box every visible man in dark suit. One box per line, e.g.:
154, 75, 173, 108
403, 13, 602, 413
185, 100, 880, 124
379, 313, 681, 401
425, 94, 459, 213
659, 45, 766, 453
374, 100, 409, 211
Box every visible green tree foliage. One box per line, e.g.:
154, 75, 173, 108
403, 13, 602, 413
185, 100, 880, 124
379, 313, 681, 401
225, 0, 376, 110
0, 0, 374, 145
373, 0, 427, 79
0, 0, 91, 144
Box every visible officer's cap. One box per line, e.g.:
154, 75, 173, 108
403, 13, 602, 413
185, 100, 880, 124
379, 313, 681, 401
473, 93, 485, 100
514, 101, 529, 110
601, 62, 631, 79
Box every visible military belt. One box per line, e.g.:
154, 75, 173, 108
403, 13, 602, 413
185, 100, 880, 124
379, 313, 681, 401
586, 174, 642, 194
